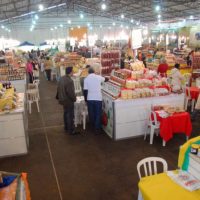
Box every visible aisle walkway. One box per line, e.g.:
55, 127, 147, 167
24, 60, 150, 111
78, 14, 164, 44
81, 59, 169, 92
0, 74, 199, 200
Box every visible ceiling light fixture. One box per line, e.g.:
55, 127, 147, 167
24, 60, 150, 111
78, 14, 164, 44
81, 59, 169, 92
38, 4, 44, 11
101, 3, 106, 10
50, 28, 54, 31
190, 15, 194, 19
143, 29, 148, 35
80, 13, 84, 19
155, 5, 160, 11
131, 19, 134, 23
67, 20, 71, 24
87, 23, 90, 26
121, 14, 124, 19
136, 22, 140, 25
34, 15, 39, 20
54, 26, 57, 29
112, 22, 116, 26
59, 24, 63, 27
32, 20, 36, 24
1, 25, 5, 29
158, 14, 161, 18
100, 25, 102, 28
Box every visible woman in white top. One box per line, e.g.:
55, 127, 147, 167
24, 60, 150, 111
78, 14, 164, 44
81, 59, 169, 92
170, 63, 183, 92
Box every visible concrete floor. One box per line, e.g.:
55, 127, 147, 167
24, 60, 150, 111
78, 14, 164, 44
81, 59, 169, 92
0, 74, 199, 200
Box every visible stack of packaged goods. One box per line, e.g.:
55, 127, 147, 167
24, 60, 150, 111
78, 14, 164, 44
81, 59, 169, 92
102, 61, 170, 100
193, 52, 200, 70
101, 50, 120, 75
0, 66, 25, 81
0, 83, 17, 113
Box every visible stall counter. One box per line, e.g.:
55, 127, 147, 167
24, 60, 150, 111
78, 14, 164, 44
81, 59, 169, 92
0, 93, 28, 157
102, 93, 185, 140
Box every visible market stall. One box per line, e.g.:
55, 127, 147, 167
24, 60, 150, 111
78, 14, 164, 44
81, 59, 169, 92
0, 84, 28, 157
138, 136, 200, 200
53, 52, 84, 78
147, 51, 188, 71
102, 67, 185, 140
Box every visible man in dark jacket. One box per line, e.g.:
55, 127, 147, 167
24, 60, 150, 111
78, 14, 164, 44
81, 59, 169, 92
57, 67, 79, 135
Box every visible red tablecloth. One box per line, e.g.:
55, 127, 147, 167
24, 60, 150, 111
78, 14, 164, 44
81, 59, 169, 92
187, 87, 200, 100
156, 112, 192, 142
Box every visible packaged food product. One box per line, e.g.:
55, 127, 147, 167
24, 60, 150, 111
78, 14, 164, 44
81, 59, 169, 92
191, 144, 199, 155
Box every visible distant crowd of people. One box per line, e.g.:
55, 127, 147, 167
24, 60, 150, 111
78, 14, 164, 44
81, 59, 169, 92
25, 49, 53, 83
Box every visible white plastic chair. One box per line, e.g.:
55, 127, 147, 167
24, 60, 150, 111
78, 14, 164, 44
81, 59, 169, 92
73, 77, 82, 95
74, 100, 88, 130
33, 79, 40, 86
26, 89, 40, 114
28, 82, 40, 100
144, 111, 160, 145
185, 87, 195, 112
137, 157, 168, 179
137, 157, 168, 200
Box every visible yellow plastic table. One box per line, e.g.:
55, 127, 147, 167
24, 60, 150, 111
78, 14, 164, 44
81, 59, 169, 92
138, 172, 200, 200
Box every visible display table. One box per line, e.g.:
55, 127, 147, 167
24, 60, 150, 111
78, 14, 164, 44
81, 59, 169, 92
138, 172, 200, 200
102, 93, 185, 140
11, 79, 26, 93
156, 112, 192, 142
187, 87, 200, 100
0, 93, 28, 157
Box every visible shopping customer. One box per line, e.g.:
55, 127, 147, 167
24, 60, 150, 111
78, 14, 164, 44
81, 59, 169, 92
57, 67, 79, 135
170, 63, 183, 92
26, 59, 33, 83
44, 57, 53, 81
157, 59, 168, 77
84, 67, 105, 133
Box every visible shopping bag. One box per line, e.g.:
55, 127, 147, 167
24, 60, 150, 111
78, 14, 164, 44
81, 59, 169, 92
0, 171, 31, 200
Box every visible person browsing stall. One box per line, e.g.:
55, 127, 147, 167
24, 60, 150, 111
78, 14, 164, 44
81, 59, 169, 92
157, 59, 168, 77
44, 57, 53, 81
83, 67, 105, 133
57, 67, 79, 135
170, 63, 183, 92
26, 59, 33, 83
